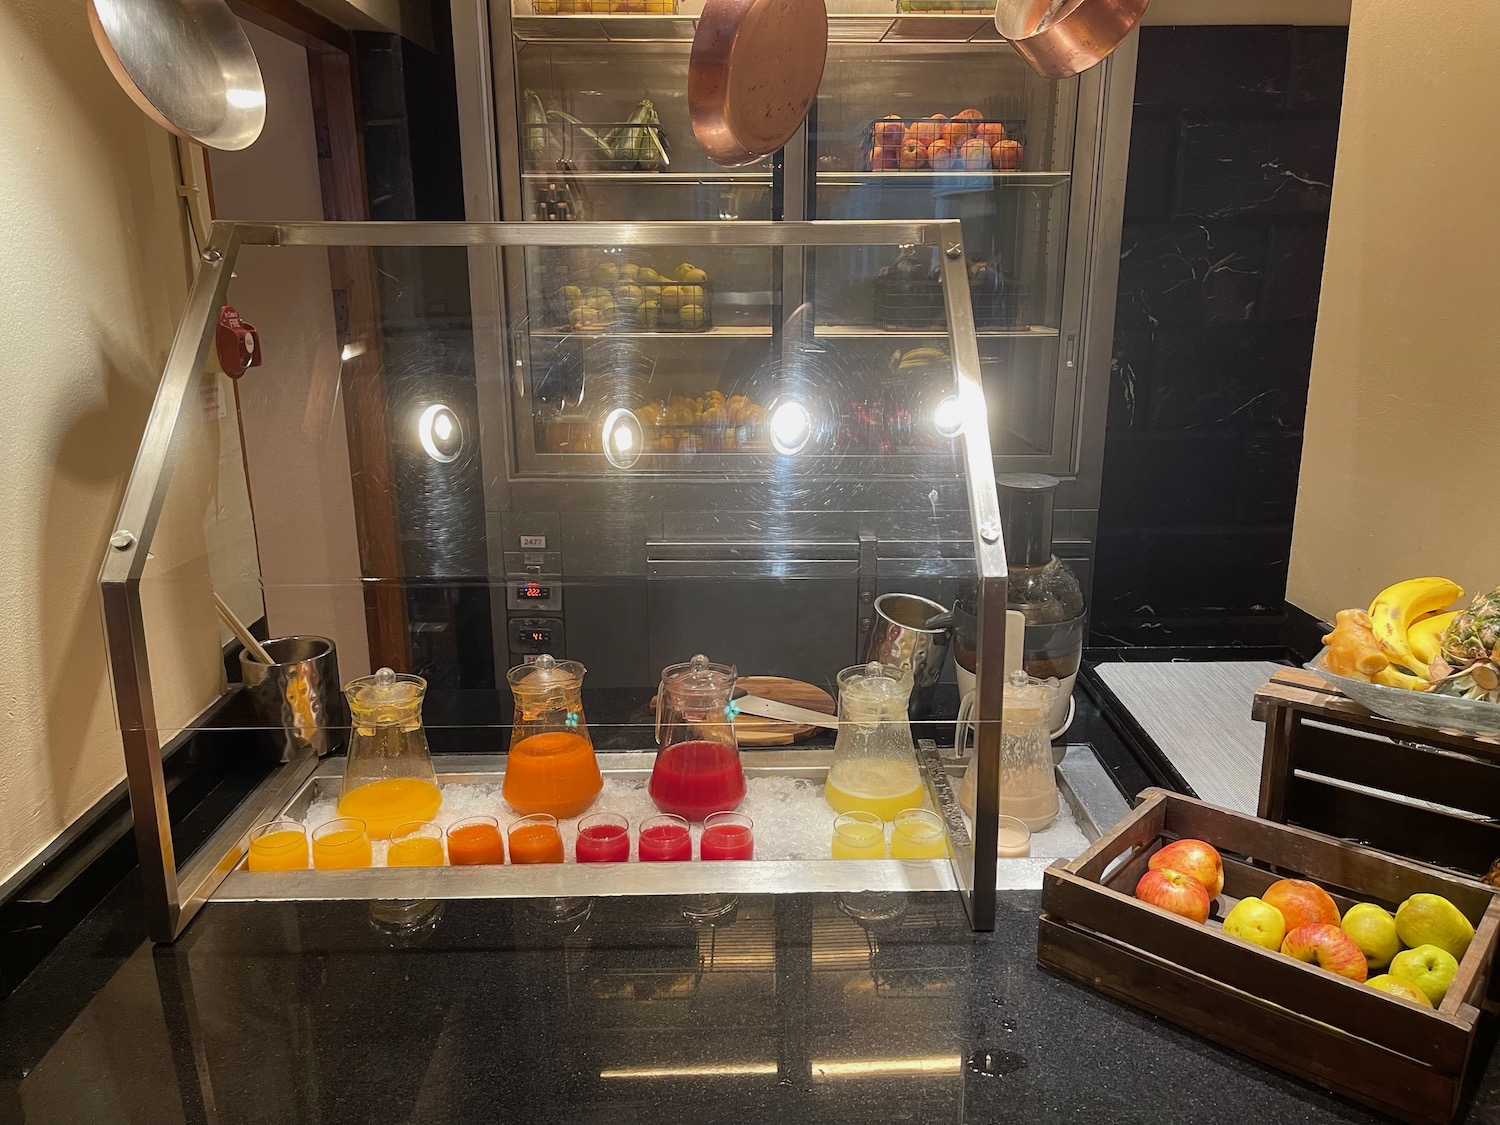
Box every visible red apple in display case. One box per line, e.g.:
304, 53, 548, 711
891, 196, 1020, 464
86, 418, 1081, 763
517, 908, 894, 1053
873, 115, 905, 147
992, 139, 1024, 170
1148, 839, 1224, 898
1263, 878, 1341, 932
927, 140, 959, 172
1281, 923, 1369, 981
1135, 868, 1211, 924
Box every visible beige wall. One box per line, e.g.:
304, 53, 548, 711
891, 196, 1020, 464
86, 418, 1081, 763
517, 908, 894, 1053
210, 24, 371, 681
1141, 0, 1351, 24
1287, 0, 1500, 619
0, 1, 233, 883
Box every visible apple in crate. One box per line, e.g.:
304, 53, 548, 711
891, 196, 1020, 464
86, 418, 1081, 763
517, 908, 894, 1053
1149, 839, 1224, 897
1281, 923, 1368, 982
1263, 878, 1341, 931
1222, 896, 1285, 950
1135, 868, 1211, 924
1367, 974, 1433, 1008
1389, 944, 1460, 1005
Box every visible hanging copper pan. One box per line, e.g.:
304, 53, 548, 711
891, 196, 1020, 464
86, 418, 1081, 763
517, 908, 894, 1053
688, 0, 828, 167
995, 0, 1150, 80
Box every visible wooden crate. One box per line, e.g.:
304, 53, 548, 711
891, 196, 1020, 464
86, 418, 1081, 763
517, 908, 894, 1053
1037, 789, 1500, 1125
1255, 668, 1500, 882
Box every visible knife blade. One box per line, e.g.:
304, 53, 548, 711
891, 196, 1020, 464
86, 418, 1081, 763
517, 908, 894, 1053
734, 695, 839, 730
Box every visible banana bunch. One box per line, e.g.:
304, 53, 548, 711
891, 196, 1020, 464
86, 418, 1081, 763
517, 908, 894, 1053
890, 346, 949, 371
1325, 577, 1466, 691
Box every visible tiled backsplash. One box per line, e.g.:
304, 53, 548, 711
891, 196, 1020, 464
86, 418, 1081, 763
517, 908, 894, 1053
1091, 27, 1348, 648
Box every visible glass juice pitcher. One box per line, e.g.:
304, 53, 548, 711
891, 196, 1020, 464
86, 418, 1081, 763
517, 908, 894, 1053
958, 671, 1060, 831
503, 654, 603, 819
338, 668, 442, 839
650, 654, 746, 821
825, 662, 925, 821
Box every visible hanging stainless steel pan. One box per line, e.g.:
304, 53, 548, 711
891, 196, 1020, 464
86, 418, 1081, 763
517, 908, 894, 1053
994, 0, 1149, 79
688, 0, 828, 167
88, 0, 266, 151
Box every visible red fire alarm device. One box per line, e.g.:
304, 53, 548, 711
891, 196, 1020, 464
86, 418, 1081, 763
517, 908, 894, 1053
216, 306, 262, 378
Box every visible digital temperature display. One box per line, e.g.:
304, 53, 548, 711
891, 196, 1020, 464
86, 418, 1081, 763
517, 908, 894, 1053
522, 629, 551, 645
517, 582, 551, 600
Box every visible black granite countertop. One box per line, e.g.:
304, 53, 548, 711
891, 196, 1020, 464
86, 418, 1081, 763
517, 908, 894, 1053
3, 875, 1498, 1124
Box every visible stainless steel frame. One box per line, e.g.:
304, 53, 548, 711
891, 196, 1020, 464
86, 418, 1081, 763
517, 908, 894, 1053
100, 218, 1008, 942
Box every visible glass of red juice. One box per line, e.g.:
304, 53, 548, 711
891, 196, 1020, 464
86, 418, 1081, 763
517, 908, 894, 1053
699, 811, 754, 860
575, 812, 630, 863
638, 814, 692, 862
446, 816, 506, 865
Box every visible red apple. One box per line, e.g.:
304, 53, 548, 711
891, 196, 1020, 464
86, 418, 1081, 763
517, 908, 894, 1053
959, 138, 992, 171
1149, 839, 1224, 898
1263, 878, 1341, 932
927, 139, 959, 172
873, 115, 906, 146
1282, 923, 1368, 982
1135, 868, 1211, 924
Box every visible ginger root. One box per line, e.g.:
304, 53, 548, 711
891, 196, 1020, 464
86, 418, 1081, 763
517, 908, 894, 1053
1322, 609, 1390, 681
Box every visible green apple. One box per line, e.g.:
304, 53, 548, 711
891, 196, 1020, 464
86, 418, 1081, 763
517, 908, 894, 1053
1395, 893, 1474, 960
1389, 944, 1460, 1005
1367, 974, 1433, 1007
1222, 896, 1286, 951
1341, 902, 1402, 969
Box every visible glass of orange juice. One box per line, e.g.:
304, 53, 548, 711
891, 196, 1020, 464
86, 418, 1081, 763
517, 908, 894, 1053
247, 819, 310, 871
447, 815, 506, 865
508, 813, 564, 864
387, 821, 445, 867
311, 817, 373, 869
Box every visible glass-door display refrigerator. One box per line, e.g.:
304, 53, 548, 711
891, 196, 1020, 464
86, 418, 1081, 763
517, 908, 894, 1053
452, 1, 1134, 625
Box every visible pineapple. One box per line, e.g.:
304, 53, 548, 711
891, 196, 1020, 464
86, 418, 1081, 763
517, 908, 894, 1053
1432, 586, 1500, 702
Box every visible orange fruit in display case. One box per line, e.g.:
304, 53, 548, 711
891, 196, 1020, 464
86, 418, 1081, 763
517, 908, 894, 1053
959, 138, 992, 171
898, 141, 929, 170
927, 140, 959, 171
974, 121, 1007, 145
869, 146, 899, 172
1263, 878, 1341, 931
873, 115, 905, 147
908, 120, 943, 147
993, 140, 1024, 170
942, 119, 975, 145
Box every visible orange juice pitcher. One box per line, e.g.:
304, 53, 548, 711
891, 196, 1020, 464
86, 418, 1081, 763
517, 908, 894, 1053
337, 668, 442, 839
503, 655, 602, 819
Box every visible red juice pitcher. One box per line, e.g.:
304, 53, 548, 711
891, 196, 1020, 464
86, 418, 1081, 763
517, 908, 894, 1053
649, 654, 746, 821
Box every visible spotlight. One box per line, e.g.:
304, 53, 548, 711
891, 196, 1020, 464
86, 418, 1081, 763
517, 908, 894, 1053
601, 407, 643, 469
768, 398, 813, 456
932, 394, 963, 438
417, 403, 463, 463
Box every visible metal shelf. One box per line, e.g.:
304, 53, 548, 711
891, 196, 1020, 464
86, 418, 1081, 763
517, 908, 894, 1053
512, 13, 1004, 43
529, 324, 773, 339
816, 324, 1059, 339
817, 170, 1071, 188
522, 171, 772, 185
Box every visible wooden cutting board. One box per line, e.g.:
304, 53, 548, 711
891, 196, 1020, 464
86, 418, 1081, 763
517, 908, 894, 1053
731, 676, 835, 746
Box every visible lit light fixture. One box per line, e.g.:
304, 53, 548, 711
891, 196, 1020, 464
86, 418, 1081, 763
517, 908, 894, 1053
768, 398, 813, 456
340, 343, 364, 362
601, 407, 643, 469
225, 87, 267, 111
600, 1062, 779, 1080
932, 394, 963, 438
417, 402, 463, 463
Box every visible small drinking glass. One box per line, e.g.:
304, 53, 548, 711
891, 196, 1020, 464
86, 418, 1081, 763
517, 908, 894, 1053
508, 813, 565, 864
247, 819, 310, 872
997, 815, 1032, 858
638, 814, 692, 862
311, 817, 373, 870
889, 808, 948, 860
447, 816, 506, 865
387, 821, 445, 867
699, 811, 754, 860
831, 811, 887, 860
576, 812, 631, 863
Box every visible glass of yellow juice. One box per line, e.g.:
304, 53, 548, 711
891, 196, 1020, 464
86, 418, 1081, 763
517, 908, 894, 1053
311, 817, 373, 870
831, 811, 887, 860
889, 808, 948, 859
247, 819, 310, 871
387, 821, 445, 867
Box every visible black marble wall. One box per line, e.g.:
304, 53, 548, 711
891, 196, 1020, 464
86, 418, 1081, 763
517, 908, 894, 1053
1090, 26, 1348, 648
